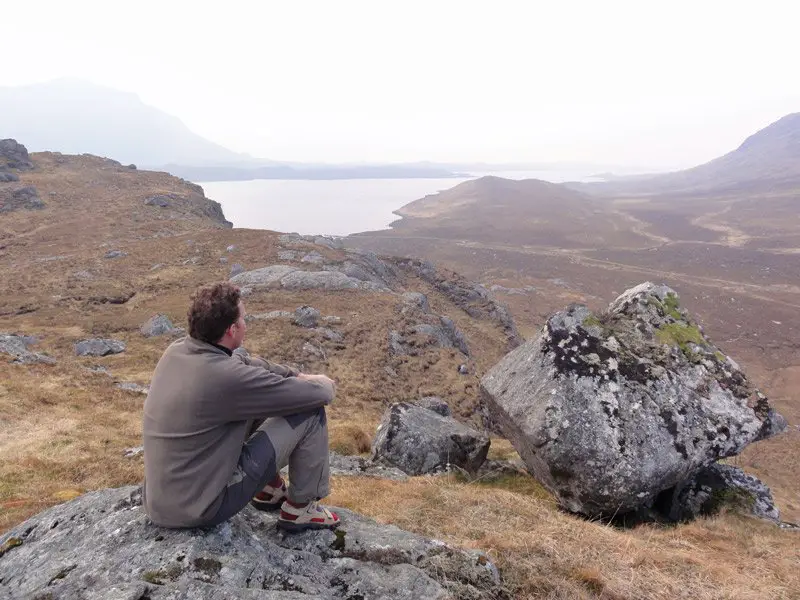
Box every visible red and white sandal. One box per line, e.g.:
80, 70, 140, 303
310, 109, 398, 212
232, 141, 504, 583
277, 500, 341, 532
250, 479, 288, 512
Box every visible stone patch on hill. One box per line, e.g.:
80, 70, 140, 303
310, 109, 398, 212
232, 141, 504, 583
0, 486, 505, 600
141, 314, 184, 338
0, 186, 44, 213
231, 264, 389, 292
392, 258, 521, 349
481, 282, 787, 519
143, 189, 233, 228
0, 139, 34, 171
0, 333, 55, 365
74, 338, 126, 357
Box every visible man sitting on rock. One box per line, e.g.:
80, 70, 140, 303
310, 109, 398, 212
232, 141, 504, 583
142, 282, 340, 531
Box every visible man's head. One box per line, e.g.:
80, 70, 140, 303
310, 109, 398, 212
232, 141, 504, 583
187, 282, 247, 349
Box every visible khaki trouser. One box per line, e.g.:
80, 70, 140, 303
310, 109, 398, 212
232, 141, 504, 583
205, 406, 330, 527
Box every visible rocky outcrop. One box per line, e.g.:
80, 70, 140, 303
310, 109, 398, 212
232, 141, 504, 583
74, 338, 126, 357
415, 396, 452, 417
392, 258, 521, 349
0, 333, 55, 365
143, 190, 232, 229
401, 291, 430, 314
141, 314, 184, 338
328, 451, 409, 481
372, 402, 490, 475
103, 250, 127, 259
480, 282, 787, 518
389, 315, 469, 357
0, 139, 34, 170
670, 463, 780, 523
0, 186, 45, 213
0, 486, 504, 600
231, 265, 389, 292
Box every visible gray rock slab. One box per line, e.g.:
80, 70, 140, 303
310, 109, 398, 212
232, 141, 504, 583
74, 338, 126, 357
0, 333, 55, 365
0, 486, 503, 600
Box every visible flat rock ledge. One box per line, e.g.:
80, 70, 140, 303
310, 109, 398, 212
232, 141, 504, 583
0, 486, 505, 600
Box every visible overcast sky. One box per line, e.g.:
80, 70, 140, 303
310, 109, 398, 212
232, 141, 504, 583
3, 0, 799, 168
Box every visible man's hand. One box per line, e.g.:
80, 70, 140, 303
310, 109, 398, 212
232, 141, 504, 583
296, 373, 336, 397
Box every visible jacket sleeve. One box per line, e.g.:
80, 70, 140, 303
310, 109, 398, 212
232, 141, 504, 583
223, 360, 332, 421
234, 352, 299, 377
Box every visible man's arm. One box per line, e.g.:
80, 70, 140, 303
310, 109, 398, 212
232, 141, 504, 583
223, 361, 334, 421
234, 350, 299, 378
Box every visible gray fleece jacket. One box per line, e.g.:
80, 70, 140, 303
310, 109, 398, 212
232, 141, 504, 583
142, 336, 333, 527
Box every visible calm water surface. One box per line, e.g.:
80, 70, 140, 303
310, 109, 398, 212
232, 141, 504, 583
202, 170, 597, 236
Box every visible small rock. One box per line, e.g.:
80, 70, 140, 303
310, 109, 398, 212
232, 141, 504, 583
458, 364, 469, 375
219, 257, 228, 264
229, 263, 244, 277
246, 310, 292, 322
115, 382, 149, 395
74, 339, 126, 357
293, 306, 321, 328
123, 446, 144, 458
72, 270, 93, 280
329, 451, 408, 481
316, 328, 343, 342
401, 292, 430, 314
302, 342, 326, 359
226, 245, 236, 252
372, 402, 490, 475
0, 186, 44, 213
103, 250, 127, 259
144, 194, 178, 208
0, 333, 55, 365
140, 314, 181, 338
416, 396, 451, 417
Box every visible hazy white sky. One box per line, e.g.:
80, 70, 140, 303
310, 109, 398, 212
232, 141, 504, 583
3, 0, 799, 168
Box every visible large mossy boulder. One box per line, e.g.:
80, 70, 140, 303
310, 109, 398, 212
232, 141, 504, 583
480, 282, 786, 518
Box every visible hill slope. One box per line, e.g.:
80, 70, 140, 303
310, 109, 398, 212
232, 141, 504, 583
355, 175, 651, 249
572, 113, 800, 195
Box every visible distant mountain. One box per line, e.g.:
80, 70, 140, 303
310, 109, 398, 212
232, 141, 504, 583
570, 113, 800, 196
0, 79, 263, 167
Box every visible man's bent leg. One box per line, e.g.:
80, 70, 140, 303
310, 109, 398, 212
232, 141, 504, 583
265, 407, 330, 504
206, 407, 329, 526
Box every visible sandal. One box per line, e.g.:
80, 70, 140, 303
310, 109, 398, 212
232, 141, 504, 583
277, 500, 340, 531
250, 479, 287, 512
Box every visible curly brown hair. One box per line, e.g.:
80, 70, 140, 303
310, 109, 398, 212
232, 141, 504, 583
187, 282, 241, 343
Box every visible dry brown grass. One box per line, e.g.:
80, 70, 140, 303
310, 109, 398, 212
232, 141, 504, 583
329, 474, 800, 599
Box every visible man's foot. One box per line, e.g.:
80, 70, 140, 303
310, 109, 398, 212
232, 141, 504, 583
251, 477, 287, 512
277, 500, 340, 531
